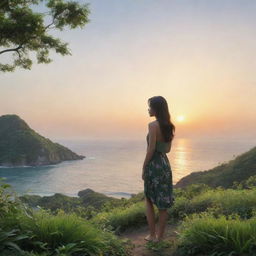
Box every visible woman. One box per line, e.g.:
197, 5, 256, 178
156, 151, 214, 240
142, 96, 175, 242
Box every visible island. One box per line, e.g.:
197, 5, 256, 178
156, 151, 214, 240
0, 114, 85, 167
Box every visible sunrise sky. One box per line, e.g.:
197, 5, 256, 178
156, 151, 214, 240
1, 0, 255, 140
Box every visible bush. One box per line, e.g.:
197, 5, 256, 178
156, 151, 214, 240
0, 181, 132, 256
232, 175, 256, 190
176, 212, 256, 255
90, 201, 148, 233
17, 209, 132, 255
174, 184, 211, 200
169, 187, 256, 220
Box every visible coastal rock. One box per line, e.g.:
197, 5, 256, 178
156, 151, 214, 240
0, 114, 85, 167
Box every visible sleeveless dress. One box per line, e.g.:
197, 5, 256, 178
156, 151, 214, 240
144, 133, 175, 209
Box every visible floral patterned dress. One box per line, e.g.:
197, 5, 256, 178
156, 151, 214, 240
144, 133, 175, 209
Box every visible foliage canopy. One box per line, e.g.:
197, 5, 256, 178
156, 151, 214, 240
0, 0, 90, 72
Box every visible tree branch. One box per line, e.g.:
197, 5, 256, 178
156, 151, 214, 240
0, 45, 23, 55
44, 21, 55, 30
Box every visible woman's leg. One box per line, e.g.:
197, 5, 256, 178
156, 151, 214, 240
157, 209, 168, 240
145, 197, 156, 237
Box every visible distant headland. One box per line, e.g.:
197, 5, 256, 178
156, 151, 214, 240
0, 114, 85, 167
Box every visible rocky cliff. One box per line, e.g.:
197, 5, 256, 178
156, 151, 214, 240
0, 114, 85, 167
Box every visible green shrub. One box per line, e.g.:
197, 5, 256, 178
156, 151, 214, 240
174, 184, 211, 200
232, 175, 256, 190
169, 187, 256, 220
0, 180, 21, 219
90, 201, 148, 233
18, 209, 111, 253
177, 212, 256, 255
0, 228, 29, 254
0, 181, 131, 255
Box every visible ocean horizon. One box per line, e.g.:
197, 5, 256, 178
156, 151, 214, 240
0, 136, 255, 199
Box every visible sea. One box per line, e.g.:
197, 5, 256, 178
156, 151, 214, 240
0, 136, 255, 199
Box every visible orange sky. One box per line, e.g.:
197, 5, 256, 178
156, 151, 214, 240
1, 1, 255, 140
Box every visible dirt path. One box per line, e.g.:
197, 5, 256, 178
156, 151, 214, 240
118, 221, 181, 256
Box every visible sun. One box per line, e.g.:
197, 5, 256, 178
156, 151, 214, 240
177, 115, 185, 122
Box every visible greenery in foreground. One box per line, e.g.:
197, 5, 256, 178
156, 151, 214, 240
2, 175, 256, 255
174, 178, 256, 256
0, 181, 133, 256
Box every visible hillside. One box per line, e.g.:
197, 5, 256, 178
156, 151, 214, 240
174, 144, 256, 189
20, 188, 122, 212
0, 114, 85, 167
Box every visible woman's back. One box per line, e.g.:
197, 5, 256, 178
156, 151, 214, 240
147, 120, 172, 153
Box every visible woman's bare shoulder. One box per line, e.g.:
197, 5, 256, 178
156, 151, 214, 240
148, 120, 159, 127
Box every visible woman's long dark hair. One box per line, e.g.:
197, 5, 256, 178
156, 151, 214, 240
148, 96, 175, 142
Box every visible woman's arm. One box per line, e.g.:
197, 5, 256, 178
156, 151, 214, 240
143, 123, 157, 169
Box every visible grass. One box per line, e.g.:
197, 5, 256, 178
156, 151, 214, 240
3, 174, 256, 255
169, 187, 256, 220
176, 212, 256, 255
0, 179, 132, 255
90, 201, 150, 234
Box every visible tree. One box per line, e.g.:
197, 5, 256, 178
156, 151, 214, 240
0, 0, 90, 72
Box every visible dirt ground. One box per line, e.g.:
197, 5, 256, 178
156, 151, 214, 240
118, 221, 181, 256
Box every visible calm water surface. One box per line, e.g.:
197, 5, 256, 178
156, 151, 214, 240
0, 137, 255, 199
